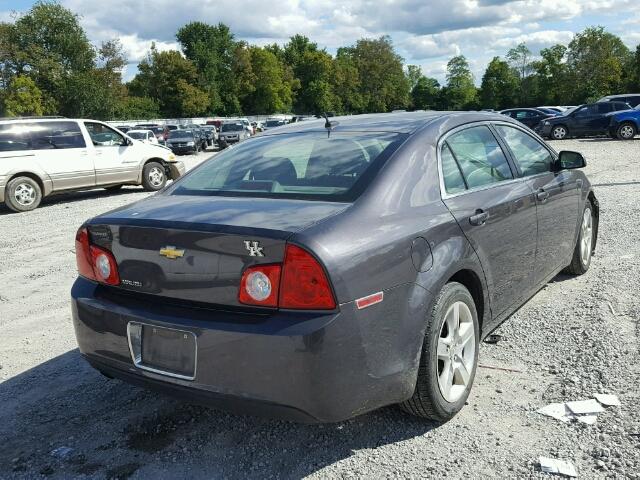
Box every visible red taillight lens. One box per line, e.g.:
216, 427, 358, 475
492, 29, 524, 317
280, 244, 336, 310
239, 264, 281, 307
75, 227, 96, 281
75, 227, 120, 286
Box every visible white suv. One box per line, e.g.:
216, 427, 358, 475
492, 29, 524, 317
0, 118, 185, 212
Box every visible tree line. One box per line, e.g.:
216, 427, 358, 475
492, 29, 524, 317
1, 1, 640, 120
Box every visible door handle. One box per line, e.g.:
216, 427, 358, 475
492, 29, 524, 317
469, 209, 489, 226
536, 189, 549, 202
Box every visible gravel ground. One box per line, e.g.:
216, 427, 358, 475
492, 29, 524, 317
0, 139, 638, 479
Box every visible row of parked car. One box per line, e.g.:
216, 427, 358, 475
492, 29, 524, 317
499, 93, 640, 140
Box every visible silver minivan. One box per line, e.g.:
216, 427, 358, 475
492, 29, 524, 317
0, 118, 185, 212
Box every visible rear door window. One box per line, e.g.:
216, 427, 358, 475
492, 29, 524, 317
445, 126, 513, 190
440, 143, 467, 194
170, 132, 406, 201
29, 121, 86, 149
495, 125, 554, 176
0, 124, 32, 151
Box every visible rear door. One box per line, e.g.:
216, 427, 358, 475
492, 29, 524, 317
440, 124, 537, 317
571, 104, 599, 135
493, 123, 579, 283
84, 121, 141, 186
29, 121, 95, 190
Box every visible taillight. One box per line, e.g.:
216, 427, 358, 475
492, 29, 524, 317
238, 244, 336, 310
75, 227, 120, 286
238, 264, 281, 307
280, 245, 336, 309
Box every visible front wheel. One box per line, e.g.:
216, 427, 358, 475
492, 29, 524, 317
565, 202, 594, 275
551, 125, 568, 140
400, 282, 479, 421
616, 122, 637, 140
141, 162, 167, 191
5, 176, 42, 212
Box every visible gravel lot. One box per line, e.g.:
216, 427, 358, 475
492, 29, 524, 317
0, 139, 638, 479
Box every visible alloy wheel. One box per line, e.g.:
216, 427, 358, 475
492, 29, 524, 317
553, 126, 567, 140
14, 182, 36, 207
437, 301, 476, 403
620, 125, 635, 139
580, 208, 593, 266
148, 167, 165, 187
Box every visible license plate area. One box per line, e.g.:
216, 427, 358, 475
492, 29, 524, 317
127, 322, 197, 380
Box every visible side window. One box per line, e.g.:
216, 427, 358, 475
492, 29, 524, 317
29, 121, 86, 150
574, 106, 590, 117
495, 125, 554, 176
440, 143, 466, 194
0, 124, 32, 151
85, 122, 125, 147
446, 126, 513, 190
596, 103, 612, 114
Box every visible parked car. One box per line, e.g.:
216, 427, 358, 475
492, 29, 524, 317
598, 93, 640, 108
71, 111, 598, 423
115, 125, 131, 133
200, 125, 217, 147
499, 108, 556, 131
608, 104, 640, 140
218, 121, 250, 147
541, 101, 631, 139
148, 126, 168, 143
166, 129, 198, 155
536, 107, 562, 116
181, 124, 207, 151
127, 129, 159, 144
0, 118, 184, 212
262, 118, 287, 131
538, 106, 565, 113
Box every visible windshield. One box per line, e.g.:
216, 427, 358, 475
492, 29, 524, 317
265, 120, 285, 127
128, 132, 146, 139
169, 132, 406, 201
169, 131, 193, 139
221, 123, 243, 132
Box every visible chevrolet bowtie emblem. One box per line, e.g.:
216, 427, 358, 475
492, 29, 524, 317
159, 246, 185, 259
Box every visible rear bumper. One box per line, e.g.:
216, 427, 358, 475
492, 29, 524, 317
71, 278, 423, 422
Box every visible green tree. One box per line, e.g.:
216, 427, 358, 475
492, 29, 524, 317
338, 36, 409, 112
176, 78, 209, 116
3, 75, 44, 116
531, 44, 569, 106
115, 95, 160, 120
506, 43, 533, 104
444, 55, 477, 110
176, 22, 238, 114
480, 57, 518, 110
566, 26, 631, 102
411, 76, 440, 110
295, 49, 336, 113
332, 52, 363, 113
240, 46, 293, 114
406, 65, 422, 91
129, 47, 207, 117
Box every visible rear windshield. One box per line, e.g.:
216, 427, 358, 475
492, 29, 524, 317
266, 120, 286, 127
169, 132, 406, 201
128, 131, 146, 139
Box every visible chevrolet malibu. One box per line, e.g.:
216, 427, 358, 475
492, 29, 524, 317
71, 112, 599, 423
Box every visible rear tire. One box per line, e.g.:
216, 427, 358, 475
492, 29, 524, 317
564, 202, 594, 275
400, 282, 479, 421
616, 122, 637, 140
141, 162, 167, 191
5, 176, 42, 212
551, 125, 568, 140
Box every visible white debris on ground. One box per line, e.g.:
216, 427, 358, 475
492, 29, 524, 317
538, 395, 620, 424
539, 456, 578, 477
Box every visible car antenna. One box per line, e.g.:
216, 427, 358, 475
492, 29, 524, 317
323, 113, 338, 138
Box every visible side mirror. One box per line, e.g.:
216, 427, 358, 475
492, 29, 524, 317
557, 151, 586, 170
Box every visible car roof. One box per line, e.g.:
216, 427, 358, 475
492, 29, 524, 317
260, 111, 509, 135
601, 94, 640, 99
0, 118, 101, 125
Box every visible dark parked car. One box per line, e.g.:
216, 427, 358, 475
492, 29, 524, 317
180, 124, 207, 151
541, 101, 631, 139
598, 93, 640, 108
165, 129, 197, 155
608, 104, 640, 140
499, 108, 555, 131
200, 125, 217, 147
72, 112, 598, 423
218, 121, 249, 147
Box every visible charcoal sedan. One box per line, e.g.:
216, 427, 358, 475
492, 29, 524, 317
71, 112, 599, 423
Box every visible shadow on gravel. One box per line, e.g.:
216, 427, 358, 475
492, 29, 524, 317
592, 181, 640, 187
0, 350, 438, 479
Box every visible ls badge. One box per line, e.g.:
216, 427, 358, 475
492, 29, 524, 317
159, 246, 185, 259
244, 240, 265, 257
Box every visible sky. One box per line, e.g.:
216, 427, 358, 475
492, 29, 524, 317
2, 0, 640, 85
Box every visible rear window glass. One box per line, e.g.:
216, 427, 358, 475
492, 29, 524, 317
170, 132, 406, 201
0, 124, 32, 151
221, 123, 244, 132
